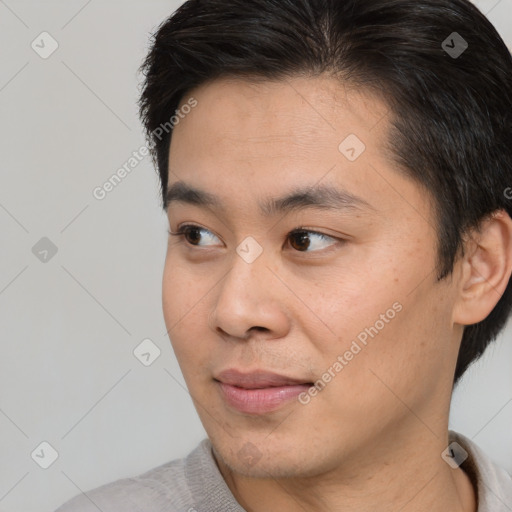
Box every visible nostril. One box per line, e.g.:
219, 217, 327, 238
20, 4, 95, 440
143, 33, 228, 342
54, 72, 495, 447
249, 326, 269, 333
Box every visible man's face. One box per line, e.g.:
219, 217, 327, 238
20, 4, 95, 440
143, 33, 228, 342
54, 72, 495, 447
163, 76, 464, 478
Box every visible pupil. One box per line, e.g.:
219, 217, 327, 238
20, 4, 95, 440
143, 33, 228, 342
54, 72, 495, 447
291, 232, 310, 251
187, 228, 201, 245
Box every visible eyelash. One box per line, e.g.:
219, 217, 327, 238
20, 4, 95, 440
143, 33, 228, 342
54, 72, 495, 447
167, 224, 343, 254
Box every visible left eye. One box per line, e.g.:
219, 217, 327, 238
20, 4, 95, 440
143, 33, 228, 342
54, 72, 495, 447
168, 225, 340, 253
287, 229, 338, 252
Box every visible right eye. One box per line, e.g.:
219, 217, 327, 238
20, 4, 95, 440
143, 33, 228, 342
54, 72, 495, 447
168, 224, 222, 247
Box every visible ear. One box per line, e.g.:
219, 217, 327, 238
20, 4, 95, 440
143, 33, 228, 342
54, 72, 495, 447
452, 210, 512, 326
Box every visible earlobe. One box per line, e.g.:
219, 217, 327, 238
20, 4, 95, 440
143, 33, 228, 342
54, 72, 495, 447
452, 210, 512, 326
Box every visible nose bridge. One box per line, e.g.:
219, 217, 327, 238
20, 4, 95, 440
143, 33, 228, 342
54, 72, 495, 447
220, 236, 269, 305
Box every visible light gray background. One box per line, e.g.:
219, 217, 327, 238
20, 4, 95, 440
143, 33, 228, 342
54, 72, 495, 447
0, 1, 511, 511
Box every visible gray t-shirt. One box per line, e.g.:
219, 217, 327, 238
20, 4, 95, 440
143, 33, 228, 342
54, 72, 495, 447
56, 430, 512, 511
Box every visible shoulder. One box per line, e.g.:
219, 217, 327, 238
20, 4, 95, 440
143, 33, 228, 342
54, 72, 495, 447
449, 430, 512, 512
55, 439, 210, 512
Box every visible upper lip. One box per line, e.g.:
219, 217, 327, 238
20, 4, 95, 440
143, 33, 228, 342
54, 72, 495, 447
215, 369, 313, 389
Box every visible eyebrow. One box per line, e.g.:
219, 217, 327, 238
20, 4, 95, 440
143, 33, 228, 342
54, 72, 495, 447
165, 181, 375, 216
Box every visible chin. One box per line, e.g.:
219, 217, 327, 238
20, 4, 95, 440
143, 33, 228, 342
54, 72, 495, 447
210, 431, 324, 479
214, 445, 307, 479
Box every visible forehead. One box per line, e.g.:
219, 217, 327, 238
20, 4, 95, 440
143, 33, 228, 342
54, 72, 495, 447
167, 75, 432, 227
174, 75, 388, 146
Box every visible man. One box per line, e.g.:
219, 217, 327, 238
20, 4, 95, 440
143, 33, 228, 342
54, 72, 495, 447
57, 0, 512, 510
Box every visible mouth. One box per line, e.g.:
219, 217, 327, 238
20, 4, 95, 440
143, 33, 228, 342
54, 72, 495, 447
214, 369, 314, 414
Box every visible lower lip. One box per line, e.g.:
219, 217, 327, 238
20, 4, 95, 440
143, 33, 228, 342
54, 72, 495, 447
217, 381, 312, 414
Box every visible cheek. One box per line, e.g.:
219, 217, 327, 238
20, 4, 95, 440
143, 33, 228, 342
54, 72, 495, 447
162, 261, 180, 329
314, 257, 449, 385
162, 258, 212, 365
316, 268, 402, 343
326, 286, 452, 409
162, 250, 211, 323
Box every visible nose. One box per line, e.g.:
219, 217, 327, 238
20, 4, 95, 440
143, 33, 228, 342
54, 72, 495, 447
208, 248, 290, 341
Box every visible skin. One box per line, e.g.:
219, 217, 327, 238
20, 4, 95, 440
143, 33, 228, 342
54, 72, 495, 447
162, 75, 512, 512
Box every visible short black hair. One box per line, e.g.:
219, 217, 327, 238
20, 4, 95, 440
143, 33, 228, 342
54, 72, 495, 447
138, 0, 512, 384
